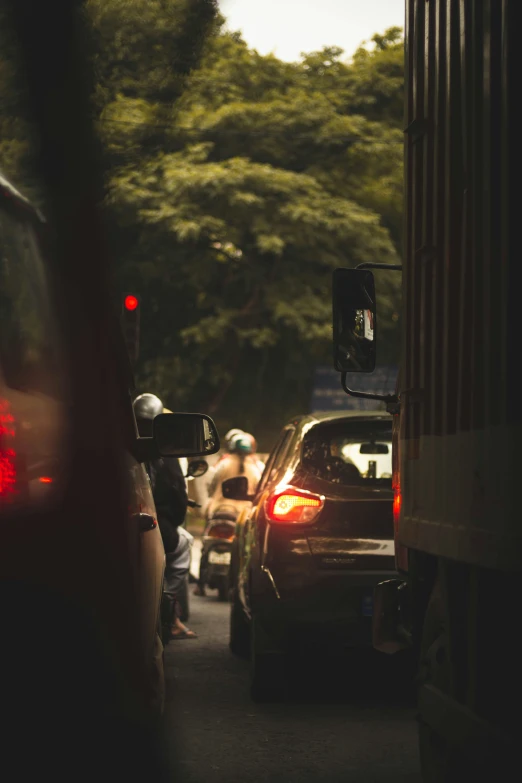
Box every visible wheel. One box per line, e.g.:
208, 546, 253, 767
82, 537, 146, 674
229, 539, 239, 592
250, 614, 287, 703
217, 576, 228, 602
177, 574, 190, 622
417, 579, 465, 782
229, 588, 250, 658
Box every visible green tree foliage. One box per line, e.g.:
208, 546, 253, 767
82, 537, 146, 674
1, 2, 403, 446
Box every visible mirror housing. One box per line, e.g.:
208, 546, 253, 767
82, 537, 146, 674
152, 413, 219, 458
333, 268, 376, 373
186, 459, 209, 479
222, 476, 255, 502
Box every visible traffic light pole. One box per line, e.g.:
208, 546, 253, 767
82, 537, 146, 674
122, 293, 140, 364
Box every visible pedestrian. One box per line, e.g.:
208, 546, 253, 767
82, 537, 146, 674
133, 393, 197, 640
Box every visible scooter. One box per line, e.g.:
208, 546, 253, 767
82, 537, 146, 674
199, 504, 238, 601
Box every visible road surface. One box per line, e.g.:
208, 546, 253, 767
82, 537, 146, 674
162, 559, 422, 783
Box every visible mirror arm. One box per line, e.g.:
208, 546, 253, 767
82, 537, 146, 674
355, 263, 403, 271
341, 372, 398, 404
133, 437, 159, 464
355, 262, 403, 305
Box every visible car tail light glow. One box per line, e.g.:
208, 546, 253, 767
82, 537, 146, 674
0, 398, 17, 500
39, 476, 53, 484
393, 488, 402, 531
266, 486, 324, 524
208, 524, 235, 540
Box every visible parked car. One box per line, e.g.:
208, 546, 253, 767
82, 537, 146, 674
224, 411, 395, 701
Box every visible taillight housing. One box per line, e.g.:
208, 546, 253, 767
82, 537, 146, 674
266, 486, 324, 525
207, 524, 235, 540
393, 487, 401, 531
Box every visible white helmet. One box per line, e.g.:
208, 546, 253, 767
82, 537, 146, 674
224, 429, 244, 451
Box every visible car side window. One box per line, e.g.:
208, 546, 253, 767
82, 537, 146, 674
267, 429, 294, 484
0, 208, 63, 396
256, 431, 289, 494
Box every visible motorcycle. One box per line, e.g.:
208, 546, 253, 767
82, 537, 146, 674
199, 504, 238, 601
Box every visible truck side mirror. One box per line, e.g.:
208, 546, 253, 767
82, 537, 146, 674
333, 268, 377, 373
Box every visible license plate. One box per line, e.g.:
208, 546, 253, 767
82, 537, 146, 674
361, 594, 373, 617
208, 551, 231, 565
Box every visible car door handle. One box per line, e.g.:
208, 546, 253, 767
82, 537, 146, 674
133, 512, 157, 532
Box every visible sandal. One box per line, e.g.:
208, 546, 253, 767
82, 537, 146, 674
170, 628, 197, 640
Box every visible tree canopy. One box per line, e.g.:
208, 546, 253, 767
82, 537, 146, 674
1, 1, 403, 448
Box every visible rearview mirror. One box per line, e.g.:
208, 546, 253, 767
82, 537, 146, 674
222, 476, 254, 502
360, 442, 389, 454
153, 413, 220, 458
333, 268, 376, 373
186, 459, 209, 478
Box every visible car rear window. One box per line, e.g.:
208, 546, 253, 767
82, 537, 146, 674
301, 419, 392, 486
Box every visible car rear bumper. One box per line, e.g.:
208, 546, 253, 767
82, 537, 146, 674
254, 568, 397, 648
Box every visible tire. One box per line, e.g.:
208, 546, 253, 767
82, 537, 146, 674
229, 539, 238, 592
217, 576, 228, 602
177, 574, 190, 622
250, 614, 287, 703
229, 588, 250, 658
417, 579, 465, 782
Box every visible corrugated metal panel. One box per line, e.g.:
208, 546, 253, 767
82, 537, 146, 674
400, 1, 519, 568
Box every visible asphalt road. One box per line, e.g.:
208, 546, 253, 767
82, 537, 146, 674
162, 568, 422, 783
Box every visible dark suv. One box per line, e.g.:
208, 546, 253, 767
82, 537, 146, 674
224, 411, 395, 700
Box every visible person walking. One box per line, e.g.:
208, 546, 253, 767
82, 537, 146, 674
133, 393, 197, 640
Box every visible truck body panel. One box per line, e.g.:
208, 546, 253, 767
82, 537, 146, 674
401, 0, 518, 570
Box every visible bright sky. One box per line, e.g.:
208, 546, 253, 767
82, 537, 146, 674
218, 0, 405, 62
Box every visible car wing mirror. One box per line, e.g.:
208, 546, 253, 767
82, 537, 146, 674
222, 476, 255, 502
186, 458, 209, 478
152, 413, 220, 458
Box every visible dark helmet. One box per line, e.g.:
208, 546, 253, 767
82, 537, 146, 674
133, 393, 163, 437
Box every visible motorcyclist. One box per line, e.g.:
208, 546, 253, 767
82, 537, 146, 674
194, 430, 264, 596
133, 393, 197, 640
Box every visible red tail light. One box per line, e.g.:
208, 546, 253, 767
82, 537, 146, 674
0, 398, 17, 501
266, 486, 324, 524
208, 524, 235, 540
393, 488, 402, 531
38, 476, 53, 484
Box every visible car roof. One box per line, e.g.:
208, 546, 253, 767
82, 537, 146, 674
0, 171, 30, 206
286, 410, 391, 430
0, 171, 44, 222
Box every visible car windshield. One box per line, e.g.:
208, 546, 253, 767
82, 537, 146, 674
302, 420, 392, 485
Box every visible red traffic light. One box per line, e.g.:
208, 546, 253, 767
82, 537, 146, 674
124, 295, 139, 311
